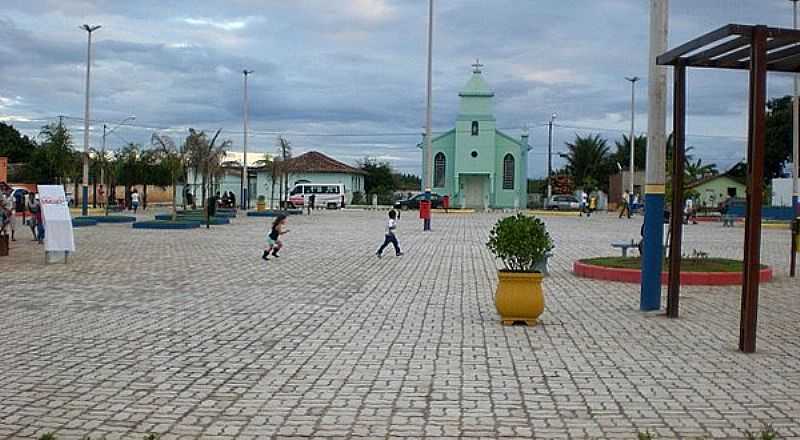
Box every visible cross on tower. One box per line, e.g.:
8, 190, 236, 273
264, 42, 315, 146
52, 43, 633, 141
472, 58, 484, 74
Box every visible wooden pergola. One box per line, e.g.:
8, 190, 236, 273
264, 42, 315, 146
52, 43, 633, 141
657, 24, 800, 353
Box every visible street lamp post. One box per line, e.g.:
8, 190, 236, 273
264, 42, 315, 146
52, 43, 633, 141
626, 76, 640, 199
80, 24, 101, 216
792, 0, 800, 216
422, 0, 434, 231
546, 113, 557, 203
242, 69, 253, 210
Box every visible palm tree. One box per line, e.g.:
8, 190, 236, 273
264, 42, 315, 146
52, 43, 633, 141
564, 134, 613, 191
685, 158, 718, 182
612, 134, 647, 171
151, 133, 186, 221
276, 136, 292, 208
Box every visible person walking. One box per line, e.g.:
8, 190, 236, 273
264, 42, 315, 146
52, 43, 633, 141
307, 194, 316, 216
619, 190, 630, 219
130, 189, 140, 213
588, 194, 597, 218
376, 209, 403, 258
263, 214, 289, 261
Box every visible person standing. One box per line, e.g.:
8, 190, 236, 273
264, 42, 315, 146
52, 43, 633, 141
619, 190, 630, 219
131, 189, 140, 213
27, 192, 44, 243
684, 197, 697, 225
580, 190, 588, 217
376, 209, 403, 258
588, 194, 597, 218
0, 186, 13, 241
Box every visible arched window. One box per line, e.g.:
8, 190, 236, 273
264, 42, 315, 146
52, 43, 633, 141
471, 121, 479, 136
434, 152, 446, 188
503, 154, 515, 190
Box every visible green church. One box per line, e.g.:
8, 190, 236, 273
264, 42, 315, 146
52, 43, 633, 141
421, 62, 530, 209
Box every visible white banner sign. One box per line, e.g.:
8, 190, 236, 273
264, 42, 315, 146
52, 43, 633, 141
39, 185, 75, 253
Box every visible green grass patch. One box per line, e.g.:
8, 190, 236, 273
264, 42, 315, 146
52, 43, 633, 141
580, 256, 762, 272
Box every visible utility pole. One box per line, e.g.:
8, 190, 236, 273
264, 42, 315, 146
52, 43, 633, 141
242, 69, 253, 210
101, 116, 135, 212
792, 0, 800, 217
422, 0, 434, 231
640, 0, 669, 311
80, 24, 101, 216
626, 76, 640, 198
546, 113, 556, 203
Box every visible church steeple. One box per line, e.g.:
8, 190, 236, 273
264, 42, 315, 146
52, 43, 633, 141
458, 60, 494, 118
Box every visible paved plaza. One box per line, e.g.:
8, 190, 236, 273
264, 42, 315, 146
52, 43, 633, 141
0, 210, 798, 439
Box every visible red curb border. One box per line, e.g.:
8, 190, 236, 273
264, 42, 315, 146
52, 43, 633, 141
573, 261, 773, 285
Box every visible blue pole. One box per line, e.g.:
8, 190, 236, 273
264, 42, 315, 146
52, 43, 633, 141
640, 189, 664, 311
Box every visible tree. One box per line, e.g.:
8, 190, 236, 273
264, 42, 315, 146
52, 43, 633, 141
151, 133, 186, 221
0, 122, 37, 163
611, 134, 647, 172
765, 96, 792, 180
563, 134, 613, 191
684, 158, 718, 182
358, 157, 395, 203
393, 173, 421, 190
276, 137, 292, 208
26, 123, 76, 184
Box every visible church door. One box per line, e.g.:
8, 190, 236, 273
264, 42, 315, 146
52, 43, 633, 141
461, 174, 487, 209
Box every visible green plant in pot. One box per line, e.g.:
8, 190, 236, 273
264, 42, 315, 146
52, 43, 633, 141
486, 213, 554, 326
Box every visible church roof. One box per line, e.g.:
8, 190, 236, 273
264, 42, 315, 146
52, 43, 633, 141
459, 60, 494, 98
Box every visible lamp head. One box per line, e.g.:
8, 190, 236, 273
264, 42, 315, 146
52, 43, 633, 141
81, 24, 102, 32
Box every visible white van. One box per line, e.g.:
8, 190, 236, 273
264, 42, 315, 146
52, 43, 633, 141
288, 183, 345, 209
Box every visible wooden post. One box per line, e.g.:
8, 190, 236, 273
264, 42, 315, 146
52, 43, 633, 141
739, 27, 768, 354
667, 62, 687, 319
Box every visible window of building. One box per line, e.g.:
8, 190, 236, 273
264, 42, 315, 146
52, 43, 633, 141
434, 152, 446, 188
471, 121, 479, 136
503, 154, 515, 190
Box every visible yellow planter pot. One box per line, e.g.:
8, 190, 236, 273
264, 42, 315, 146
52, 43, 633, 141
494, 271, 545, 326
256, 201, 266, 212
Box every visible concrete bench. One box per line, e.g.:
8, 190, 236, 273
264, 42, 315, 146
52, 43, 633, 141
611, 240, 638, 257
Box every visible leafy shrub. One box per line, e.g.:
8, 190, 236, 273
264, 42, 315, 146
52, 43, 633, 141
257, 195, 266, 203
486, 213, 553, 272
745, 424, 778, 440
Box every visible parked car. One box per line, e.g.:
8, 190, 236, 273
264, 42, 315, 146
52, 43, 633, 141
546, 194, 580, 210
394, 193, 444, 210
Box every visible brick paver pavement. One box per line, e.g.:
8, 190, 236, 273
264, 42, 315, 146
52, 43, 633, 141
0, 210, 798, 439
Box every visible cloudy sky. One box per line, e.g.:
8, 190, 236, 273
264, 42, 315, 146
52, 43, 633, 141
0, 0, 795, 176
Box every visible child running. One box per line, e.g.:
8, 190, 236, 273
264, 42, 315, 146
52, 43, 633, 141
263, 214, 289, 261
376, 209, 403, 258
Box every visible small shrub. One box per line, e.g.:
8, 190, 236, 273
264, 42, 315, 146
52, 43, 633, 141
351, 191, 365, 205
744, 424, 778, 440
38, 434, 57, 440
637, 430, 654, 440
486, 213, 553, 272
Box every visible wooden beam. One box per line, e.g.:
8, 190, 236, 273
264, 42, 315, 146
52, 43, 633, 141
765, 43, 800, 63
769, 52, 800, 71
667, 63, 686, 319
658, 24, 736, 65
713, 38, 787, 65
739, 26, 768, 354
686, 36, 750, 64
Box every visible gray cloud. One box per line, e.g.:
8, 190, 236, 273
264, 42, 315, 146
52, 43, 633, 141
0, 0, 792, 176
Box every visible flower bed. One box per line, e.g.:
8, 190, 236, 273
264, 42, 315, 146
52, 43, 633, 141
573, 257, 772, 285
83, 215, 137, 223
71, 217, 98, 228
132, 220, 201, 230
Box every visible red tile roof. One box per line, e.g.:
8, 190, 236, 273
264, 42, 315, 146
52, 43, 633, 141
284, 151, 366, 175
